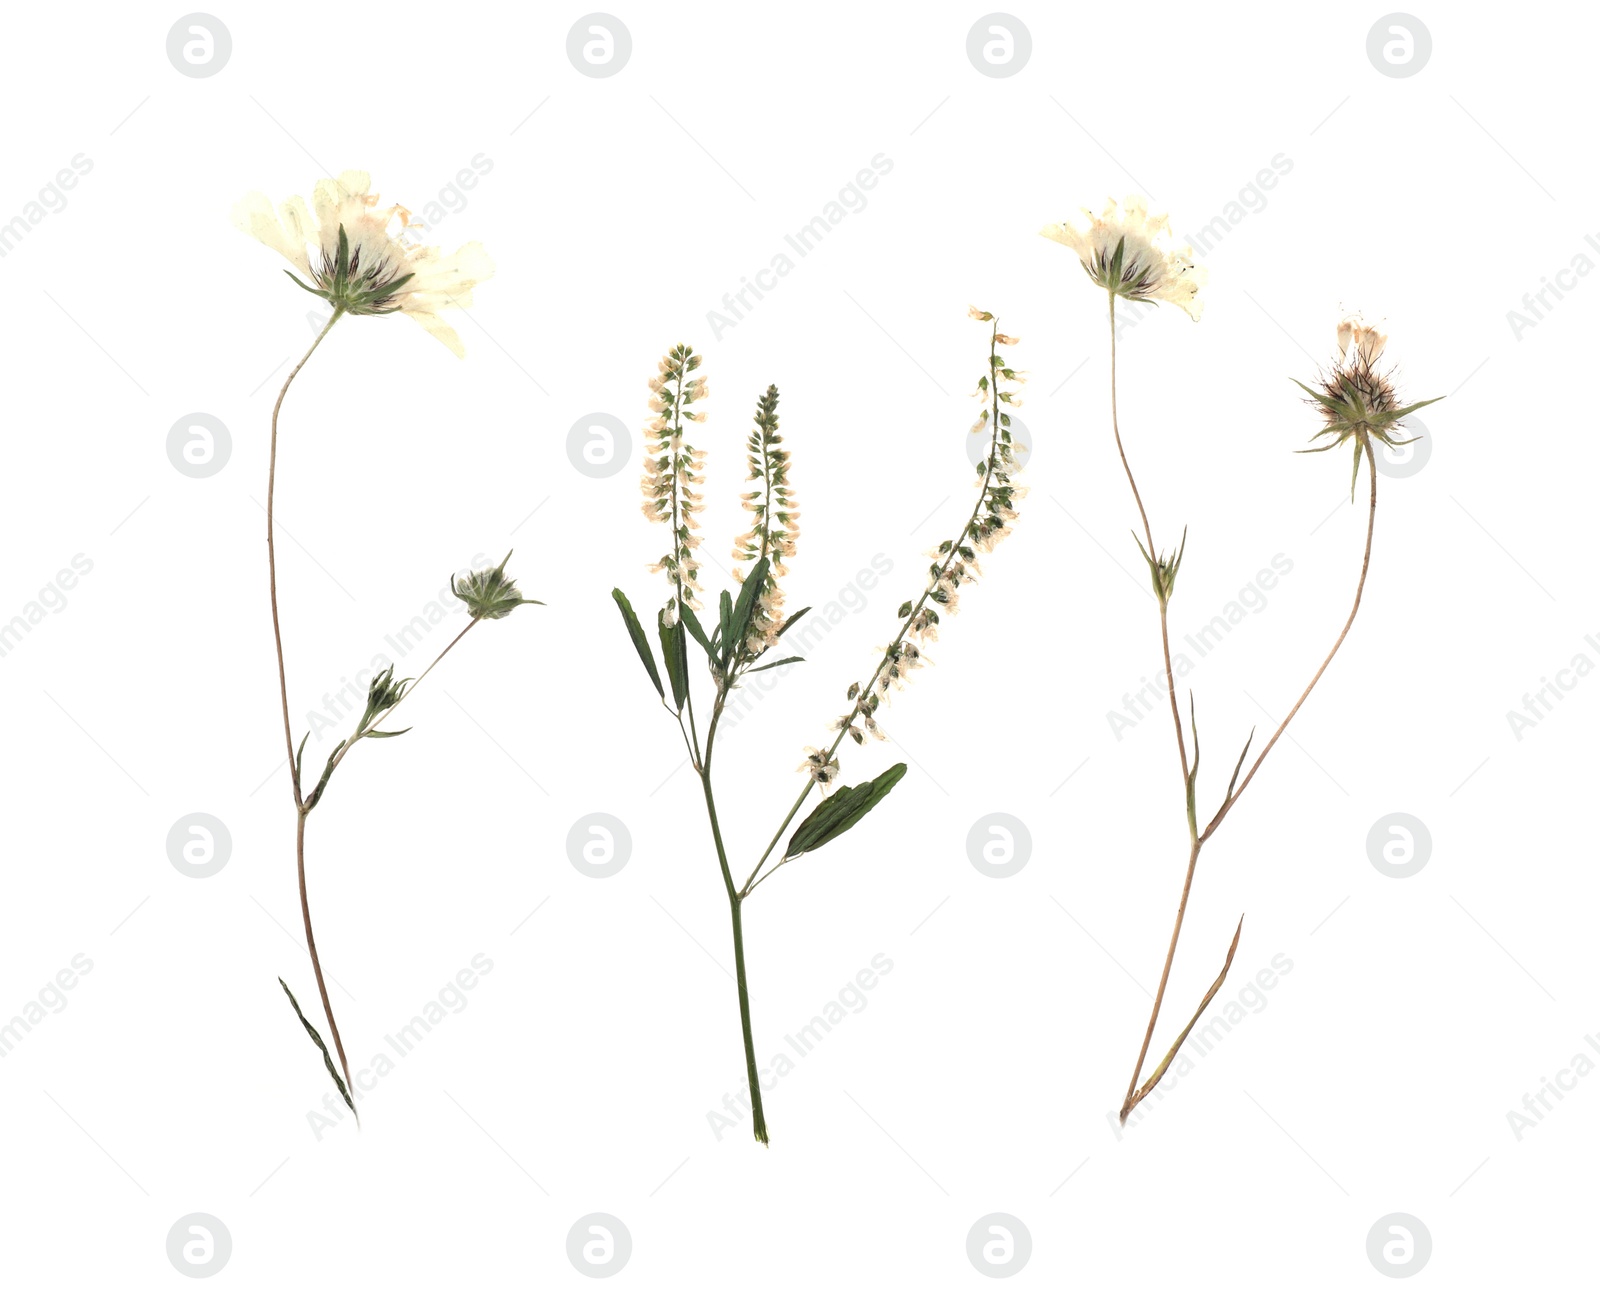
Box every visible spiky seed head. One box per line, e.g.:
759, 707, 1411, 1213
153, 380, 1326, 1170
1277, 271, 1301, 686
452, 551, 542, 621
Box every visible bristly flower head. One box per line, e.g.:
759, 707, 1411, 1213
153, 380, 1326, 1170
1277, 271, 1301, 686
1041, 197, 1206, 320
232, 170, 494, 356
640, 344, 708, 621
733, 384, 799, 652
452, 552, 542, 620
1296, 315, 1442, 498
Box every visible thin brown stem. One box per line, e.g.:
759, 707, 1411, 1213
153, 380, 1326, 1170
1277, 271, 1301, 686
1118, 438, 1381, 1123
268, 309, 350, 1104
1108, 294, 1189, 787
1201, 439, 1379, 842
296, 807, 355, 1108
1119, 838, 1200, 1119
269, 310, 342, 808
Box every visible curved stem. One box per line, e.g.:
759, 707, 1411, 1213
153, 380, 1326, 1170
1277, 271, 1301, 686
1108, 293, 1189, 787
1201, 438, 1379, 841
1118, 438, 1380, 1123
267, 309, 350, 1102
270, 309, 343, 808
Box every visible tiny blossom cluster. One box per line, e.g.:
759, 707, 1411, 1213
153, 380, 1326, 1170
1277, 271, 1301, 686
1322, 317, 1395, 426
798, 746, 840, 788
1041, 196, 1205, 320
733, 384, 800, 654
640, 344, 709, 618
800, 309, 1026, 786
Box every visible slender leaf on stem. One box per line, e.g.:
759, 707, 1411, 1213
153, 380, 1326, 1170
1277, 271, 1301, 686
1128, 916, 1243, 1110
728, 557, 770, 661
279, 977, 358, 1123
783, 763, 908, 861
776, 606, 811, 638
680, 601, 714, 657
611, 588, 663, 698
747, 655, 804, 675
1184, 692, 1201, 838
658, 610, 689, 712
1225, 727, 1256, 805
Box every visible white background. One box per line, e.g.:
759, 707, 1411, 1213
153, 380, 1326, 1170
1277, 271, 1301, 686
0, 1, 1591, 1287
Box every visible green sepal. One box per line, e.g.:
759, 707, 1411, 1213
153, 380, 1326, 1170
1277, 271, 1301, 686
285, 271, 328, 299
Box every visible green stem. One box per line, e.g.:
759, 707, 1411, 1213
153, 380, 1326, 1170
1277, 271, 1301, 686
700, 701, 768, 1143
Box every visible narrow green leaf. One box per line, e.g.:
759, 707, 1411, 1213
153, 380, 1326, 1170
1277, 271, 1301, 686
747, 655, 804, 674
679, 601, 714, 656
776, 606, 811, 638
718, 590, 733, 655
611, 588, 663, 698
658, 610, 688, 712
279, 977, 357, 1123
365, 727, 412, 739
784, 763, 909, 861
1129, 916, 1243, 1108
728, 557, 771, 657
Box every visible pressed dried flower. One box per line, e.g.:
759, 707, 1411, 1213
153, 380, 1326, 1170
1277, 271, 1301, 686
1296, 316, 1442, 498
452, 551, 542, 621
733, 385, 799, 654
640, 344, 707, 614
1041, 196, 1206, 320
233, 170, 493, 356
612, 316, 1022, 1146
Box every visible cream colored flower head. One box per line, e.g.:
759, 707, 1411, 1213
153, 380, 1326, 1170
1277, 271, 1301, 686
1041, 196, 1205, 320
232, 170, 493, 357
